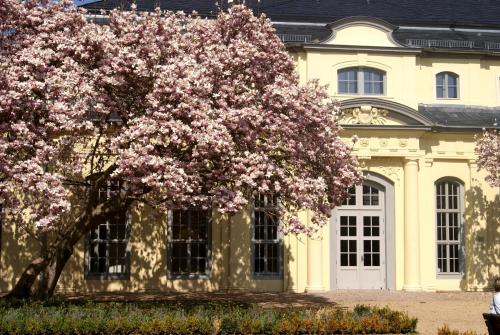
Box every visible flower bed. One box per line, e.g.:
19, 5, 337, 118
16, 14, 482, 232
0, 299, 417, 334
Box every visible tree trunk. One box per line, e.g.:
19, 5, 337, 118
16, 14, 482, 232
5, 192, 134, 299
45, 240, 77, 296
5, 257, 50, 299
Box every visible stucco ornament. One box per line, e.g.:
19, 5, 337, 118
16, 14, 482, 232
341, 105, 389, 125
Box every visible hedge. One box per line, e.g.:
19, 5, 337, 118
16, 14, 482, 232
0, 299, 418, 334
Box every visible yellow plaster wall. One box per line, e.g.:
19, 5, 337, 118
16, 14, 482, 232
295, 49, 500, 109
1, 24, 499, 294
0, 219, 40, 292
0, 133, 497, 294
325, 25, 399, 48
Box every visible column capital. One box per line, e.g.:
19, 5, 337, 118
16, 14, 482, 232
403, 157, 419, 164
467, 158, 478, 168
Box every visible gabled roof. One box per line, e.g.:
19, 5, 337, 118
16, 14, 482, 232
81, 0, 500, 29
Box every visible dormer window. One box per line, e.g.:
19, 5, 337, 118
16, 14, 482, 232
436, 72, 459, 99
338, 67, 386, 95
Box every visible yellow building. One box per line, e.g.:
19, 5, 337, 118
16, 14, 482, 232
1, 1, 499, 294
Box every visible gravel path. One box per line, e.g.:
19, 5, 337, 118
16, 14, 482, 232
317, 290, 491, 334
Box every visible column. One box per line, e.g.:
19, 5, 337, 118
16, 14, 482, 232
403, 158, 422, 291
306, 210, 324, 291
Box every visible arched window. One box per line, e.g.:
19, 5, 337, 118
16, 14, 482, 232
338, 67, 386, 95
436, 72, 459, 98
435, 179, 464, 276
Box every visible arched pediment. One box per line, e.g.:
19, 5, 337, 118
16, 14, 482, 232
323, 16, 404, 48
339, 98, 433, 127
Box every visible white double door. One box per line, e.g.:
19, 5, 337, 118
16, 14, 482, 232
335, 184, 386, 289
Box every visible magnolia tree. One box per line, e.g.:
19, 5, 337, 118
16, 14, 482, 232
0, 0, 362, 298
475, 130, 500, 187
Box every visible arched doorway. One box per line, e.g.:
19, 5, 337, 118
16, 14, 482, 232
330, 172, 395, 290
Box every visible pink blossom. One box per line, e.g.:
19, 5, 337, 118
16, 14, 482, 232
0, 1, 362, 236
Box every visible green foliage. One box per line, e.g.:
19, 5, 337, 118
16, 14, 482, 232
0, 300, 417, 334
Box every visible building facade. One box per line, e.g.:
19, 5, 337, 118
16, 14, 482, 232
1, 0, 499, 293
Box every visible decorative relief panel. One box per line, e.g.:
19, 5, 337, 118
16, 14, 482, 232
350, 136, 421, 154
366, 157, 403, 183
341, 105, 389, 125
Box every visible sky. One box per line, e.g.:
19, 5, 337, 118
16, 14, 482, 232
73, 0, 101, 6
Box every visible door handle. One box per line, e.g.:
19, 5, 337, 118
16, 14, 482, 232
361, 255, 364, 262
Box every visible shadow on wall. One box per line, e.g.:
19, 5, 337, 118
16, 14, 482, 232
3, 203, 299, 295
0, 218, 41, 292
462, 186, 500, 290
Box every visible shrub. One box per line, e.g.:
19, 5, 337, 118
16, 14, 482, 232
0, 300, 417, 334
437, 324, 479, 335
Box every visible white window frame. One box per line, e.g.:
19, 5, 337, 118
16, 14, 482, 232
337, 67, 387, 96
435, 179, 464, 278
436, 72, 460, 99
167, 208, 212, 279
251, 194, 283, 279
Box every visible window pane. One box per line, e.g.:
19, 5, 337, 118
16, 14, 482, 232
436, 86, 444, 98
169, 208, 210, 276
253, 194, 281, 276
338, 82, 348, 94
373, 82, 384, 94
363, 69, 384, 95
348, 82, 357, 93
338, 69, 358, 94
436, 181, 462, 274
349, 253, 357, 266
340, 254, 348, 266
447, 74, 457, 86
436, 73, 445, 86
86, 181, 129, 276
448, 85, 457, 98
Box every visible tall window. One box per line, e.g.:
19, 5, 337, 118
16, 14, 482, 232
252, 194, 282, 277
338, 67, 386, 95
86, 181, 130, 278
436, 180, 463, 276
167, 208, 211, 278
436, 72, 459, 98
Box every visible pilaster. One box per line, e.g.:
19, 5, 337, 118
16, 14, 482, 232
403, 157, 422, 291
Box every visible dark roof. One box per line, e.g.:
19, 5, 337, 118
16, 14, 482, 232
81, 0, 500, 29
393, 29, 500, 51
418, 104, 500, 129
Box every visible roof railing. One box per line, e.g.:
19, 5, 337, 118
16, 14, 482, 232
406, 39, 475, 49
485, 41, 500, 50
277, 34, 312, 43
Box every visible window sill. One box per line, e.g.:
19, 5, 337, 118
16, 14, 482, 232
436, 97, 460, 100
85, 274, 130, 281
168, 274, 211, 280
253, 274, 283, 280
436, 273, 463, 280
